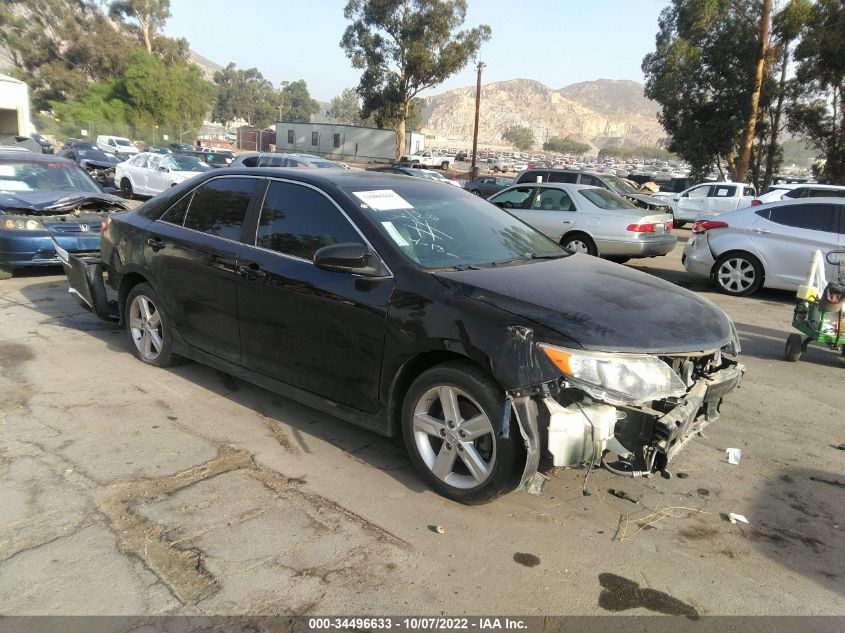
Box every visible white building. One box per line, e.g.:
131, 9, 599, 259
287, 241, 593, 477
0, 74, 30, 137
274, 121, 425, 164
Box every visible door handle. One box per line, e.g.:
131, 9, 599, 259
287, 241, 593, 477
751, 228, 771, 235
237, 263, 266, 280
561, 220, 573, 224
146, 237, 165, 251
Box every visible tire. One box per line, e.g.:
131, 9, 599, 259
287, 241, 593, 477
125, 282, 179, 367
673, 219, 687, 228
713, 252, 763, 296
0, 264, 12, 280
606, 256, 630, 264
120, 177, 134, 200
470, 189, 482, 196
440, 161, 450, 170
562, 233, 598, 256
401, 360, 522, 504
785, 333, 803, 362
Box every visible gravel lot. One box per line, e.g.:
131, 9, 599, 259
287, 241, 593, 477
0, 229, 843, 617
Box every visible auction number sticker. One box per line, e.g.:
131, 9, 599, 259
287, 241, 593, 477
353, 189, 413, 211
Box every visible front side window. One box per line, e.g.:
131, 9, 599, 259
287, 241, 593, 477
580, 174, 605, 188
183, 177, 259, 240
767, 204, 837, 233
490, 186, 534, 209
687, 185, 711, 199
256, 181, 360, 260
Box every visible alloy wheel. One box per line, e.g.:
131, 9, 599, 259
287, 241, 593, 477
565, 239, 590, 254
128, 294, 163, 360
412, 385, 496, 489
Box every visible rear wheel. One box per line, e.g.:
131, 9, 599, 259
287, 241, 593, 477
0, 264, 12, 280
125, 283, 178, 367
673, 218, 687, 228
440, 161, 450, 170
713, 252, 763, 296
562, 233, 597, 256
402, 361, 521, 504
120, 178, 134, 199
471, 189, 482, 196
785, 333, 803, 362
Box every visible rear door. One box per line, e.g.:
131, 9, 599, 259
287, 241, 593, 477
750, 203, 841, 287
145, 176, 262, 362
236, 179, 393, 412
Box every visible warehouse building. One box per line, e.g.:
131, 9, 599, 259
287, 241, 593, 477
274, 121, 426, 164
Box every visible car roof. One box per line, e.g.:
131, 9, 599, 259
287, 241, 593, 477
195, 167, 450, 190
0, 151, 76, 164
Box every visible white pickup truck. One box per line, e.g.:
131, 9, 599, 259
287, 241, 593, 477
399, 150, 451, 170
669, 181, 756, 225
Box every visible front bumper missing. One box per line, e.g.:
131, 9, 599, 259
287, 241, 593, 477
509, 359, 745, 495
52, 241, 119, 322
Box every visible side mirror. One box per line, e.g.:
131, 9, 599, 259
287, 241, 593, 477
314, 242, 389, 277
159, 166, 170, 173
826, 250, 845, 265
493, 201, 505, 208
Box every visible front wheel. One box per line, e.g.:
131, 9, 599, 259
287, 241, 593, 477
785, 333, 803, 362
470, 189, 482, 196
125, 283, 179, 367
440, 161, 450, 170
402, 361, 522, 504
120, 178, 134, 200
713, 252, 763, 296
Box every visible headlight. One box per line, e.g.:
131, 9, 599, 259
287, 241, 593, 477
540, 343, 687, 405
3, 218, 44, 231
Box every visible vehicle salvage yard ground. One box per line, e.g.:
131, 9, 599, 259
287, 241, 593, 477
0, 229, 843, 617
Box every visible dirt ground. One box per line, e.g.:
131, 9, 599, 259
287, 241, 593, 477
0, 228, 843, 617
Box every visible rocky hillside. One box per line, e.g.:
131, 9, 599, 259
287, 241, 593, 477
421, 78, 664, 148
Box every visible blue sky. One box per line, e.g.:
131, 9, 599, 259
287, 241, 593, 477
165, 0, 671, 102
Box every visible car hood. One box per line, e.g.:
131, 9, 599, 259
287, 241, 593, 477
434, 255, 735, 354
0, 190, 128, 215
623, 193, 670, 208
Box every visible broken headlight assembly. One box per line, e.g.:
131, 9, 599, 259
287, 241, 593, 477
539, 343, 687, 406
3, 217, 44, 231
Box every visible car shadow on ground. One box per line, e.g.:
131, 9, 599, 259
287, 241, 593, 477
747, 466, 845, 596
16, 276, 429, 496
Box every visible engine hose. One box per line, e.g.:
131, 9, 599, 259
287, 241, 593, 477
601, 454, 652, 478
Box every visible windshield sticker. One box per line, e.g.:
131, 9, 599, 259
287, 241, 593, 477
352, 189, 413, 211
381, 221, 410, 246
0, 165, 15, 176
716, 188, 729, 196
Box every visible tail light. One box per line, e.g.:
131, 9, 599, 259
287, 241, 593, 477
692, 220, 729, 234
627, 223, 657, 232
100, 216, 112, 236
751, 199, 761, 206
664, 221, 673, 231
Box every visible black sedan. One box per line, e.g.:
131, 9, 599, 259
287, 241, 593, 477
58, 169, 744, 503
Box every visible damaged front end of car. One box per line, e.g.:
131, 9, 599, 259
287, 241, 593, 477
79, 159, 116, 188
506, 338, 745, 494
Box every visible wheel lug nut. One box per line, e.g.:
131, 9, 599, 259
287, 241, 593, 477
448, 421, 455, 428
446, 443, 452, 450
458, 445, 464, 452
439, 429, 446, 437
458, 430, 465, 438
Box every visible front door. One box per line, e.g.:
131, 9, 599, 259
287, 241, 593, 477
236, 179, 393, 413
509, 186, 578, 242
676, 184, 712, 220
145, 176, 262, 362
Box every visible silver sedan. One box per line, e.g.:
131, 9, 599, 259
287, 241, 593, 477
488, 182, 676, 261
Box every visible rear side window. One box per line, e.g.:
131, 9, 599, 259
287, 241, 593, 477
808, 188, 845, 198
548, 171, 578, 184
241, 156, 260, 167
783, 187, 806, 199
183, 177, 259, 240
516, 170, 547, 184
709, 185, 737, 197
532, 188, 575, 211
767, 204, 837, 233
255, 181, 360, 260
160, 193, 193, 225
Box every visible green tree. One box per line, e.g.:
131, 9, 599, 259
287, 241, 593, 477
502, 125, 534, 151
212, 63, 278, 128
341, 0, 490, 159
787, 0, 845, 184
109, 0, 171, 54
642, 0, 762, 180
762, 0, 812, 189
279, 80, 320, 123
329, 88, 363, 124
364, 97, 425, 131
542, 137, 589, 155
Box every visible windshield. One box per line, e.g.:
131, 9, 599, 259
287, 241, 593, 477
115, 139, 134, 147
0, 159, 101, 195
578, 187, 638, 210
311, 160, 338, 168
342, 181, 564, 270
167, 155, 210, 171
77, 150, 119, 164
602, 174, 639, 195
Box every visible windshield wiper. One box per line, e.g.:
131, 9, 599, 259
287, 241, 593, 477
489, 253, 566, 266
427, 263, 482, 272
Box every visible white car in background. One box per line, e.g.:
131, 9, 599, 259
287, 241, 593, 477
682, 198, 845, 296
668, 182, 756, 225
754, 183, 845, 205
115, 152, 210, 199
96, 135, 140, 155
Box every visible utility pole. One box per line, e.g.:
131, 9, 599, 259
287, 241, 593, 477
470, 61, 485, 179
